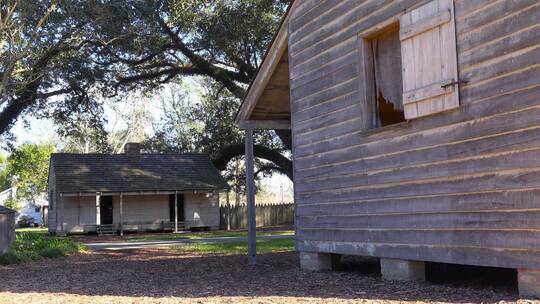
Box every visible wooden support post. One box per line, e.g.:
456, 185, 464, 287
119, 193, 124, 236
60, 194, 65, 235
226, 191, 231, 231
96, 193, 101, 226
245, 126, 256, 265
174, 190, 178, 233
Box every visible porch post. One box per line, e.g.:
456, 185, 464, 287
96, 192, 101, 226
226, 190, 231, 231
60, 194, 65, 235
119, 192, 124, 236
245, 125, 256, 265
174, 190, 178, 233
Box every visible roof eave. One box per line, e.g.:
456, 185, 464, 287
235, 1, 297, 124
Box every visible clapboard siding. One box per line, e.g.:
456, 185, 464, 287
295, 147, 540, 193
290, 0, 419, 68
296, 126, 540, 181
295, 105, 540, 169
297, 210, 540, 230
459, 24, 540, 68
291, 36, 358, 80
289, 0, 540, 269
455, 0, 539, 34
297, 190, 540, 216
299, 229, 540, 250
297, 168, 540, 204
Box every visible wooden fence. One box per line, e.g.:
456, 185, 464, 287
220, 203, 294, 230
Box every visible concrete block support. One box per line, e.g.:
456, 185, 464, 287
381, 258, 425, 281
300, 252, 333, 271
518, 269, 540, 298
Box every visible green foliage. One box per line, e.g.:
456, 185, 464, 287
0, 152, 10, 190
0, 229, 86, 265
172, 238, 295, 255
4, 197, 21, 212
170, 0, 288, 76
7, 143, 54, 204
0, 0, 118, 139
0, 0, 292, 182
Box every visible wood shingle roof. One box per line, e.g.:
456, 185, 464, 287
0, 205, 15, 213
50, 153, 229, 194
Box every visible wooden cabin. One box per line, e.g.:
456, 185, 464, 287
236, 0, 540, 297
0, 206, 15, 254
47, 143, 229, 235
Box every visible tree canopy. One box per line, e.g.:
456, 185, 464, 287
6, 143, 53, 207
0, 152, 10, 191
0, 0, 292, 180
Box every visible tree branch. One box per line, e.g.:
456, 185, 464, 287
153, 0, 247, 98
212, 143, 292, 180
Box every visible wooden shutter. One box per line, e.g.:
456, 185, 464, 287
400, 0, 459, 119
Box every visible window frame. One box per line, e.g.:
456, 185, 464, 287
358, 0, 460, 135
358, 22, 405, 132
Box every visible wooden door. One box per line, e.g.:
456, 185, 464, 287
169, 194, 185, 222
100, 196, 113, 225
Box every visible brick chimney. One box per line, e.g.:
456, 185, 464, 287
124, 143, 141, 156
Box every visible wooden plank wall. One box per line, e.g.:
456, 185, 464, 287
0, 212, 15, 253
290, 0, 540, 270
47, 168, 57, 234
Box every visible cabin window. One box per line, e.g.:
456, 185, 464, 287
371, 25, 405, 127
359, 0, 460, 129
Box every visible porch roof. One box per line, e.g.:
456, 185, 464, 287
235, 1, 296, 128
50, 153, 230, 195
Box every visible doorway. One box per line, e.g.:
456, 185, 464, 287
169, 194, 185, 222
100, 196, 113, 225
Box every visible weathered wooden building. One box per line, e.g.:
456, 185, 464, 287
236, 0, 540, 297
0, 206, 15, 254
48, 143, 229, 235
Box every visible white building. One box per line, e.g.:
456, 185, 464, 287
0, 187, 48, 227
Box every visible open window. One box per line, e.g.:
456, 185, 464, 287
371, 25, 405, 127
359, 0, 459, 130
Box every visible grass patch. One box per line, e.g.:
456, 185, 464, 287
0, 229, 87, 265
15, 227, 48, 234
172, 238, 295, 255
125, 230, 294, 242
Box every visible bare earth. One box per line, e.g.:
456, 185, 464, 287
0, 249, 536, 304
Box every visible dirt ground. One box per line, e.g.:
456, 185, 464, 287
0, 249, 536, 304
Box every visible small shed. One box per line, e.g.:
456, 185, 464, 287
0, 206, 15, 254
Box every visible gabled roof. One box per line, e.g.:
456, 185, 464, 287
0, 205, 15, 214
235, 1, 296, 125
50, 153, 229, 194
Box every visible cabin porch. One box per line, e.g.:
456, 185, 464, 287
53, 191, 221, 236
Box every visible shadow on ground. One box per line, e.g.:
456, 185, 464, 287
0, 249, 521, 303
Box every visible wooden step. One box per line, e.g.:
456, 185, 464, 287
97, 224, 117, 236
